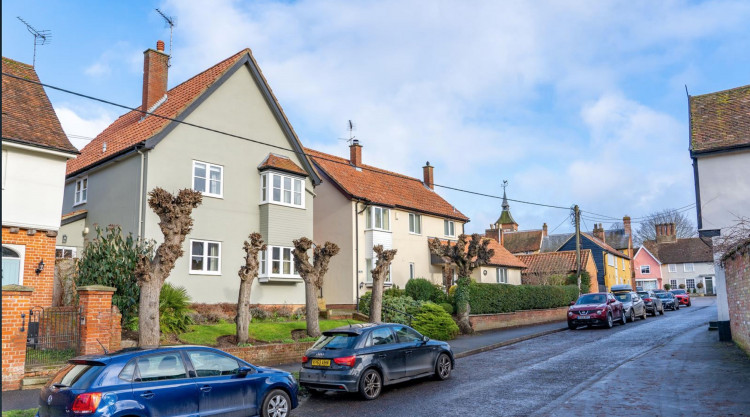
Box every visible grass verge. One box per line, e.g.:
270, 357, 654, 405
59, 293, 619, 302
179, 319, 363, 346
3, 409, 37, 417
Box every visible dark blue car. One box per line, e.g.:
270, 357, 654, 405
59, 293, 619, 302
36, 345, 297, 417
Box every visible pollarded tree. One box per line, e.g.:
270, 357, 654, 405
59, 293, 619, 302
236, 233, 266, 344
428, 234, 494, 334
292, 237, 340, 337
369, 245, 398, 323
135, 187, 202, 346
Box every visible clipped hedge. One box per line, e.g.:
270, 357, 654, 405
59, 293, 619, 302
358, 293, 423, 324
405, 278, 447, 303
412, 303, 459, 341
468, 283, 579, 314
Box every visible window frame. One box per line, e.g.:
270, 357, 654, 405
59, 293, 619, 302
668, 264, 677, 273
683, 263, 695, 273
74, 177, 88, 206
133, 352, 189, 382
55, 246, 77, 259
640, 265, 650, 275
686, 278, 696, 289
192, 161, 224, 199
186, 350, 244, 378
408, 213, 422, 235
189, 239, 222, 275
670, 279, 677, 288
607, 254, 615, 267
260, 246, 300, 279
365, 258, 392, 284
496, 267, 508, 284
260, 171, 305, 209
409, 262, 415, 279
444, 220, 456, 237
1, 244, 25, 286
366, 206, 391, 231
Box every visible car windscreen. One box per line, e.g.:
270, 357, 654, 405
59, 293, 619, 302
637, 292, 649, 297
312, 333, 360, 350
671, 290, 686, 294
655, 293, 670, 299
576, 294, 606, 305
614, 294, 632, 303
48, 362, 104, 389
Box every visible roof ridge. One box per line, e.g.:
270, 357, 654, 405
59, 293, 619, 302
2, 57, 33, 69
305, 147, 426, 184
691, 84, 750, 98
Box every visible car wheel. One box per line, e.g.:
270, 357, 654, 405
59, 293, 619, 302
359, 368, 382, 400
651, 307, 657, 317
619, 310, 627, 325
628, 309, 634, 323
568, 321, 577, 330
641, 308, 647, 320
262, 389, 290, 417
606, 313, 613, 328
688, 300, 692, 307
659, 306, 665, 315
434, 353, 452, 380
676, 303, 679, 310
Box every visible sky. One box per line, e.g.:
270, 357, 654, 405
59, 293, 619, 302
3, 0, 749, 236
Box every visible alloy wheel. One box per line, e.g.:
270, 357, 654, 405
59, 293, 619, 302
266, 394, 288, 417
607, 313, 613, 328
437, 354, 451, 379
363, 370, 382, 399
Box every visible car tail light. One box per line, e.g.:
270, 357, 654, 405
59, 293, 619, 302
334, 356, 356, 367
301, 356, 308, 363
71, 393, 102, 414
644, 298, 652, 302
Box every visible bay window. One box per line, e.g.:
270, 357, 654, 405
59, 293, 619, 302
263, 246, 298, 277
260, 172, 304, 208
366, 207, 390, 231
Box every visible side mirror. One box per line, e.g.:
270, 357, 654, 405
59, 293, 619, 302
569, 301, 575, 306
237, 366, 253, 377
607, 299, 616, 304
422, 335, 430, 343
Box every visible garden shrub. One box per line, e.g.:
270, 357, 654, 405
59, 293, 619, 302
359, 292, 423, 324
159, 283, 194, 334
405, 278, 437, 301
190, 303, 237, 324
467, 283, 579, 314
565, 271, 592, 293
384, 285, 406, 298
448, 285, 457, 298
664, 283, 671, 290
412, 303, 459, 341
679, 283, 686, 289
439, 302, 454, 315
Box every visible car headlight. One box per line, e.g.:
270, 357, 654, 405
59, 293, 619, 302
568, 311, 574, 317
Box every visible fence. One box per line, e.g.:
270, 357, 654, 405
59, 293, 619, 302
25, 306, 81, 368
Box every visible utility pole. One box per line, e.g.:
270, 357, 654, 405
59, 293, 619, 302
574, 205, 582, 294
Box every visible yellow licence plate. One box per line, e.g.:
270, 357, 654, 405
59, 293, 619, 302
311, 359, 331, 367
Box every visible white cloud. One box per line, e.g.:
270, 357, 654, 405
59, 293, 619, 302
84, 42, 142, 79
54, 106, 117, 150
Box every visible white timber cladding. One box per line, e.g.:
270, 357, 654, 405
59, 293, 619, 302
2, 144, 71, 231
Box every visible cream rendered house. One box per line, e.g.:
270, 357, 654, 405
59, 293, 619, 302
59, 42, 320, 305
306, 143, 472, 308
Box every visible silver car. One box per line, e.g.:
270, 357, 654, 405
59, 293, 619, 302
614, 291, 647, 322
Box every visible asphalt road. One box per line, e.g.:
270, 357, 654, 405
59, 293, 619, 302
293, 297, 750, 416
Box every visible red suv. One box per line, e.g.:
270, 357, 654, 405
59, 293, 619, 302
669, 289, 692, 306
567, 292, 625, 330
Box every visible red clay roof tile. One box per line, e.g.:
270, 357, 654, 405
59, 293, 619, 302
690, 85, 750, 154
517, 250, 592, 275
258, 153, 307, 176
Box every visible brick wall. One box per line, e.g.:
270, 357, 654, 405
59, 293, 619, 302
724, 240, 750, 354
222, 341, 315, 366
2, 226, 57, 307
2, 286, 33, 391
469, 307, 567, 332
78, 286, 118, 355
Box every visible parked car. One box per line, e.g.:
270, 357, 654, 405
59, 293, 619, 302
298, 323, 454, 400
669, 289, 692, 306
613, 291, 648, 322
656, 291, 680, 310
638, 290, 664, 316
567, 292, 626, 330
37, 346, 298, 417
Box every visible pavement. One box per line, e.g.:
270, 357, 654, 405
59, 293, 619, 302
1, 319, 568, 411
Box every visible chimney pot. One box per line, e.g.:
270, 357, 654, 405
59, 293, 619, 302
423, 161, 434, 190
156, 40, 165, 51
542, 223, 548, 237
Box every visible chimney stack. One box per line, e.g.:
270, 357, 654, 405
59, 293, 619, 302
349, 139, 362, 167
423, 161, 434, 190
655, 222, 677, 244
485, 224, 500, 243
542, 223, 548, 237
142, 40, 169, 113
593, 223, 605, 243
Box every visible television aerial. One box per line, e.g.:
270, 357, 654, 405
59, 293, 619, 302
17, 17, 51, 67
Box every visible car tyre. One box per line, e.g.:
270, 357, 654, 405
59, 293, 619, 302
676, 303, 680, 310
688, 300, 692, 307
359, 368, 382, 400
434, 353, 452, 381
568, 321, 577, 330
262, 389, 290, 417
606, 313, 613, 329
619, 310, 627, 325
641, 308, 647, 320
628, 309, 635, 323
659, 306, 665, 315
651, 307, 657, 317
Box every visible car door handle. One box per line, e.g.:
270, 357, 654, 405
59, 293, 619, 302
200, 386, 212, 393
376, 354, 387, 358
140, 391, 155, 399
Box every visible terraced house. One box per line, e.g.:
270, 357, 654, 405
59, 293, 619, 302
59, 41, 320, 305
307, 142, 474, 308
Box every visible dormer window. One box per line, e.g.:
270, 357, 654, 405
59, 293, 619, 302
260, 172, 304, 208
366, 207, 390, 231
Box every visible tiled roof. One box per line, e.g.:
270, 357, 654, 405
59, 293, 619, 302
603, 229, 630, 250
436, 237, 526, 268
517, 250, 592, 275
643, 238, 713, 264
540, 232, 629, 259
258, 153, 307, 176
66, 49, 248, 176
690, 85, 750, 154
2, 57, 77, 154
305, 148, 469, 222
61, 209, 87, 221
503, 230, 543, 254
584, 233, 630, 259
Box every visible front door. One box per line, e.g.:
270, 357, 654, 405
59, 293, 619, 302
705, 277, 714, 295
185, 350, 257, 417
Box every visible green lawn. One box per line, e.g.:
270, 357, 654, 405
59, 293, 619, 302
2, 409, 37, 417
179, 320, 363, 346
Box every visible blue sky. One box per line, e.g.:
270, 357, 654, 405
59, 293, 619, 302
3, 0, 749, 236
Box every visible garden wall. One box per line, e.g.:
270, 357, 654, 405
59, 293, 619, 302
723, 240, 750, 355
469, 307, 568, 332
222, 341, 315, 366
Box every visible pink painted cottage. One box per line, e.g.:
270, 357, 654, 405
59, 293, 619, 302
634, 246, 663, 290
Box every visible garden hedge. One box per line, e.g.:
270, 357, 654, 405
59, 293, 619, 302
468, 283, 579, 314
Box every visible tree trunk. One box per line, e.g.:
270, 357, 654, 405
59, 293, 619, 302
304, 280, 321, 338
236, 279, 252, 344
370, 276, 383, 323
455, 276, 473, 334
138, 277, 162, 346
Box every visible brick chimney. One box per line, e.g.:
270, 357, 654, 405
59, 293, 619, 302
349, 139, 362, 167
593, 223, 605, 243
655, 222, 677, 244
542, 223, 548, 237
423, 161, 434, 190
142, 40, 169, 113
485, 224, 500, 243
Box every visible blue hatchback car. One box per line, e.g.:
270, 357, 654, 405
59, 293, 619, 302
36, 346, 298, 417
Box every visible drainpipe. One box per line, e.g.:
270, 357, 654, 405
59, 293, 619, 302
355, 200, 369, 310
136, 147, 146, 238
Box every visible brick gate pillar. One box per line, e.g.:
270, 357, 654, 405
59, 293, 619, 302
2, 285, 34, 391
77, 285, 117, 355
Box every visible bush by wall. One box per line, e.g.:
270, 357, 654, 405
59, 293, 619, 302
405, 278, 446, 303
565, 271, 592, 293
358, 293, 423, 324
439, 302, 454, 315
412, 303, 459, 341
468, 283, 579, 314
